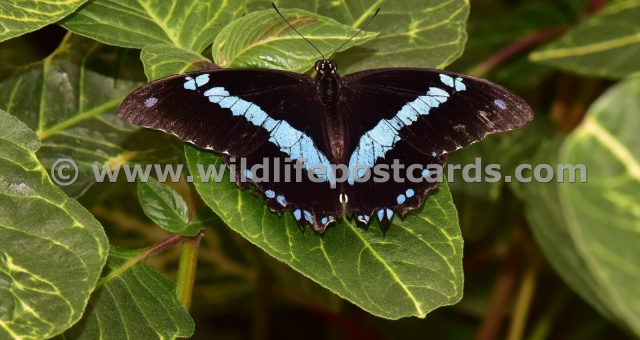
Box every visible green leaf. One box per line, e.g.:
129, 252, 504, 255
0, 0, 88, 43
212, 9, 376, 73
530, 0, 640, 79
519, 137, 616, 322
59, 248, 194, 339
187, 207, 222, 231
61, 0, 245, 52
141, 44, 211, 81
137, 177, 201, 236
249, 0, 469, 73
0, 109, 108, 339
185, 146, 463, 319
558, 77, 640, 335
0, 34, 172, 197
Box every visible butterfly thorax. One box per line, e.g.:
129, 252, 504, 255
315, 59, 348, 163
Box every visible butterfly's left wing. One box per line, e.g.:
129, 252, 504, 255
119, 69, 341, 232
339, 68, 533, 227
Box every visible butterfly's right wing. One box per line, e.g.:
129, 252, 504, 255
338, 68, 533, 227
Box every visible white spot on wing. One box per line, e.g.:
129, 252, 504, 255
494, 99, 507, 110
144, 97, 158, 107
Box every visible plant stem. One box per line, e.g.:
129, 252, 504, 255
476, 226, 525, 340
469, 0, 605, 79
507, 250, 541, 340
468, 26, 568, 78
527, 288, 569, 340
587, 0, 608, 14
176, 232, 203, 311
98, 234, 185, 287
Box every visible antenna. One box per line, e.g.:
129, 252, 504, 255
272, 3, 325, 59
331, 8, 380, 55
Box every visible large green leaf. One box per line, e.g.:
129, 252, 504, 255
557, 77, 640, 335
0, 34, 172, 197
530, 0, 640, 79
59, 248, 194, 339
212, 9, 376, 73
0, 110, 108, 339
519, 137, 616, 322
0, 0, 88, 42
61, 0, 245, 52
249, 0, 469, 73
185, 146, 463, 319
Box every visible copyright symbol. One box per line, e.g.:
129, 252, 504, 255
50, 158, 79, 186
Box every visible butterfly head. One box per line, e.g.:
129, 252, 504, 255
315, 59, 337, 75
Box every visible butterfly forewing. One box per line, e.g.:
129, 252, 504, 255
341, 69, 533, 157
119, 69, 327, 156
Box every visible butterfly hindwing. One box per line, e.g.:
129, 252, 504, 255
227, 141, 342, 233
342, 140, 445, 229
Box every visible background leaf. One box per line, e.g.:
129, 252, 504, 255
0, 0, 87, 43
451, 0, 587, 88
558, 77, 640, 334
0, 34, 173, 197
0, 109, 108, 339
530, 0, 640, 79
212, 9, 376, 73
518, 137, 616, 322
249, 0, 469, 73
137, 178, 201, 236
60, 248, 194, 339
185, 145, 463, 319
141, 44, 211, 81
61, 0, 245, 52
448, 122, 548, 241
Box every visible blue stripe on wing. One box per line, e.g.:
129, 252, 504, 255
347, 74, 466, 185
183, 75, 333, 182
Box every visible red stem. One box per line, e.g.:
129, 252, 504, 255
469, 26, 568, 78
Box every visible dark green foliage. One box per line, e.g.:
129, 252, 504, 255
0, 0, 638, 339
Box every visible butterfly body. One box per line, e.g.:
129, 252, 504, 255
119, 59, 533, 233
315, 60, 348, 163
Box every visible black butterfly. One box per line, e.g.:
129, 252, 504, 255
118, 11, 533, 234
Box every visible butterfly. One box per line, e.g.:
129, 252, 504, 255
118, 10, 533, 234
